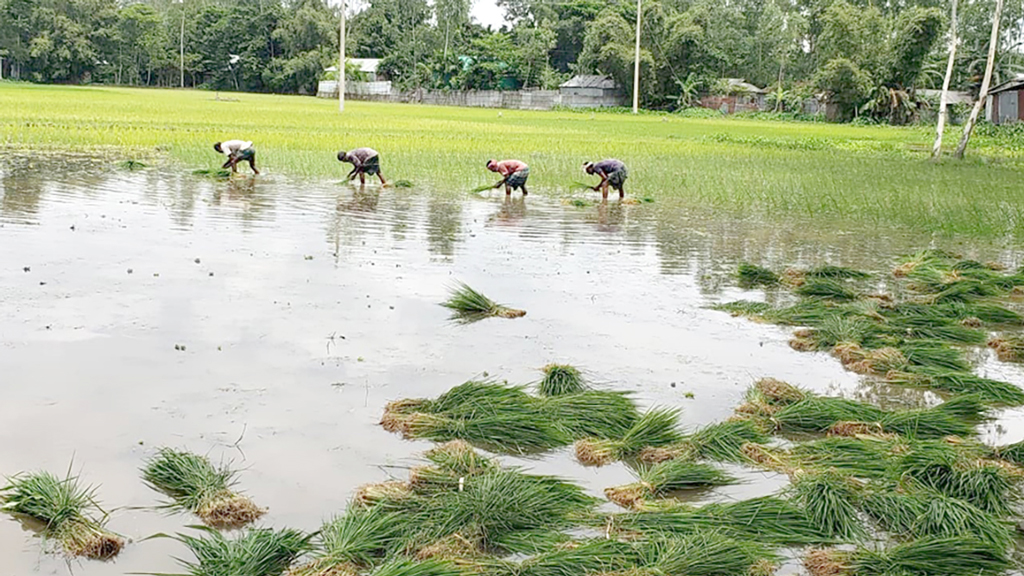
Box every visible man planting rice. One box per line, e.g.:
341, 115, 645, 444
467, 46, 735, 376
486, 159, 530, 196
213, 140, 259, 174
583, 159, 628, 199
338, 147, 387, 186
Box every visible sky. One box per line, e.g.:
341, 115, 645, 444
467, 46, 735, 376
471, 0, 507, 29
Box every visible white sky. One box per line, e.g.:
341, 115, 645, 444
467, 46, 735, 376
471, 0, 507, 29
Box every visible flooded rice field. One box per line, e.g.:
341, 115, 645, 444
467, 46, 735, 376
3, 157, 1024, 574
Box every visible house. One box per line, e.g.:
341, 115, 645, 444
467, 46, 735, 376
317, 58, 390, 98
986, 78, 1024, 125
558, 75, 625, 107
699, 79, 767, 114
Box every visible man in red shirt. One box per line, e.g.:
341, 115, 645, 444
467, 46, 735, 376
485, 159, 530, 196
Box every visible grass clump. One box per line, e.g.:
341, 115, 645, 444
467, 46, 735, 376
441, 282, 525, 323
0, 469, 124, 559
172, 527, 313, 576
574, 408, 682, 466
737, 263, 779, 288
537, 364, 587, 396
604, 460, 737, 509
142, 447, 265, 529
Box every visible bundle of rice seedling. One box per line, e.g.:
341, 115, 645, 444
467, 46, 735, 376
472, 184, 497, 192
426, 381, 532, 417
849, 536, 1010, 576
935, 301, 1023, 325
739, 443, 792, 472
355, 481, 415, 508
794, 279, 858, 302
806, 265, 871, 280
612, 496, 830, 545
393, 179, 414, 188
877, 397, 984, 439
897, 340, 971, 372
737, 263, 779, 287
894, 441, 1021, 516
752, 378, 806, 405
604, 460, 736, 509
882, 316, 986, 345
508, 538, 639, 576
0, 470, 124, 559
788, 436, 902, 479
408, 412, 572, 454
711, 300, 774, 318
441, 282, 525, 322
537, 364, 587, 396
639, 532, 778, 576
844, 347, 907, 376
907, 491, 1012, 548
193, 168, 232, 179
410, 441, 497, 493
886, 368, 1024, 406
771, 397, 885, 434
642, 420, 771, 465
381, 399, 430, 434
369, 559, 465, 576
173, 527, 314, 576
289, 507, 415, 576
541, 391, 639, 439
827, 421, 887, 437
988, 335, 1024, 362
790, 470, 865, 540
993, 439, 1024, 466
574, 408, 682, 466
413, 532, 485, 561
118, 159, 147, 170
142, 448, 264, 529
811, 316, 878, 348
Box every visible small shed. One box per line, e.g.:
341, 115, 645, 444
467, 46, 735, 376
699, 79, 768, 114
986, 79, 1024, 125
560, 75, 619, 99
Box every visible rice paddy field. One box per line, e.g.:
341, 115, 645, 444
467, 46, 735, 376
8, 82, 1024, 575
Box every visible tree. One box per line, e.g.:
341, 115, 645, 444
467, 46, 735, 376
814, 57, 871, 120
955, 0, 1003, 159
933, 0, 958, 159
435, 0, 469, 60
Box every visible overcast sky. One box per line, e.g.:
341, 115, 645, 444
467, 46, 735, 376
471, 0, 507, 29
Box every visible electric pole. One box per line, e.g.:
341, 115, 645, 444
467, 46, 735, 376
632, 0, 641, 114
339, 0, 346, 112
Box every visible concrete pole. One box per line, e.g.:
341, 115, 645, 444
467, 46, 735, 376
339, 0, 346, 112
632, 0, 641, 114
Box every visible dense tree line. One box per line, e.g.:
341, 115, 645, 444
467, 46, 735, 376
1, 0, 1023, 121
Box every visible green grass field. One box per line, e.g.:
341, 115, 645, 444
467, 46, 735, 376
3, 82, 1024, 237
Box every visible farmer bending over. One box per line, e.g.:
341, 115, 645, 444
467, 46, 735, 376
584, 159, 627, 199
338, 148, 387, 186
486, 159, 529, 196
214, 140, 259, 174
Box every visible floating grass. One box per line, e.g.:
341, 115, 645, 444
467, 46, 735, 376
790, 471, 865, 541
142, 447, 264, 529
441, 282, 525, 322
605, 460, 737, 509
0, 469, 124, 559
172, 527, 314, 576
737, 263, 780, 288
537, 364, 587, 396
574, 408, 682, 466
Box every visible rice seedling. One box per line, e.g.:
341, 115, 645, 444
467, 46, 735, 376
118, 158, 147, 170
993, 439, 1024, 466
537, 364, 587, 396
637, 532, 778, 576
172, 527, 314, 576
370, 559, 466, 576
805, 265, 871, 280
541, 391, 639, 439
409, 441, 497, 493
574, 408, 682, 466
405, 412, 571, 454
794, 278, 858, 302
850, 536, 1010, 576
610, 495, 830, 545
988, 334, 1024, 362
192, 168, 232, 179
288, 506, 415, 576
499, 538, 639, 576
788, 436, 905, 479
711, 300, 774, 318
472, 184, 497, 193
895, 340, 971, 372
737, 263, 779, 288
894, 440, 1022, 516
861, 489, 1013, 549
0, 469, 124, 559
604, 460, 737, 509
639, 419, 770, 464
886, 368, 1024, 406
392, 179, 414, 188
441, 282, 525, 322
789, 470, 866, 540
141, 447, 264, 529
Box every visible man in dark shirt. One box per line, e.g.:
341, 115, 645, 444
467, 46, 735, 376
338, 147, 387, 185
583, 159, 628, 199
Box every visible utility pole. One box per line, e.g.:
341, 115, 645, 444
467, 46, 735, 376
632, 0, 641, 114
180, 0, 185, 88
339, 0, 346, 112
932, 0, 958, 159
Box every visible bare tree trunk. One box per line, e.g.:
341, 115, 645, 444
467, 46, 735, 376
933, 0, 958, 159
954, 0, 1003, 159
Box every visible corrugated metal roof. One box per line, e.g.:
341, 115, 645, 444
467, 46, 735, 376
989, 78, 1024, 95
560, 75, 617, 89
727, 78, 767, 94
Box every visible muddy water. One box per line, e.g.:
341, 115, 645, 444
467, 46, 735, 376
1, 160, 1023, 574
